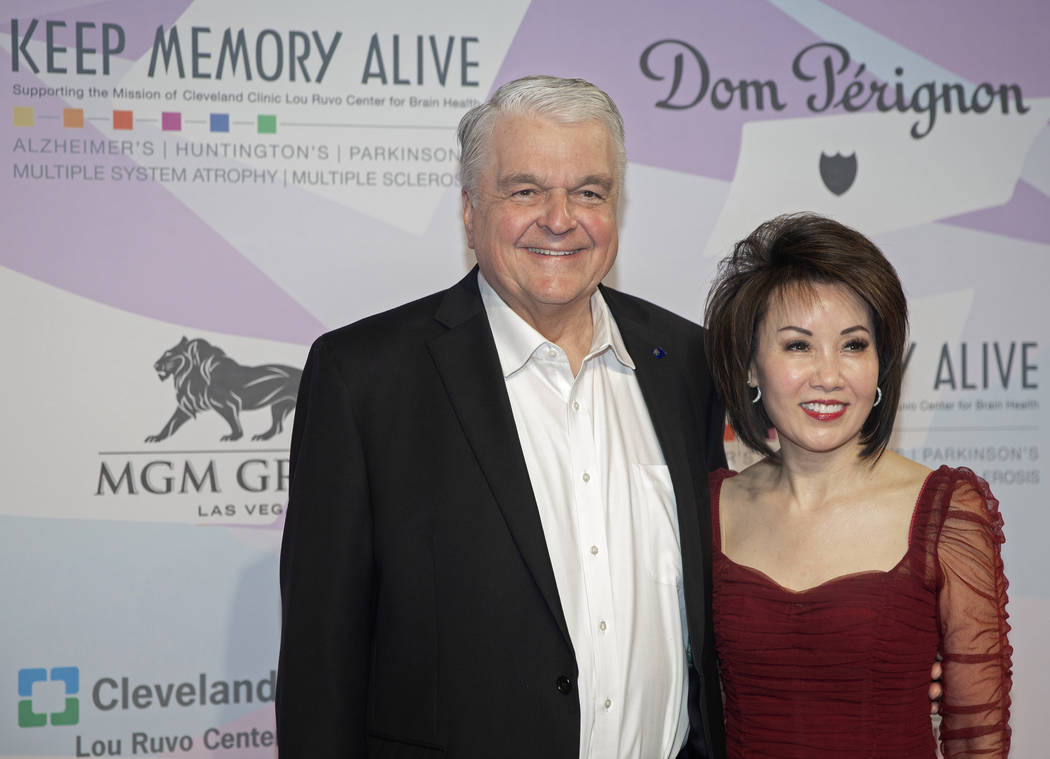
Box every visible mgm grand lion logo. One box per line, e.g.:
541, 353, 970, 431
145, 337, 302, 443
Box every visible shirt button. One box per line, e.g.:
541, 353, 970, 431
604, 698, 613, 710
572, 400, 580, 411
590, 545, 599, 555
582, 472, 590, 483
547, 347, 557, 358
599, 620, 607, 631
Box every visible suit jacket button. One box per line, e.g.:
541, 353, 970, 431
555, 675, 573, 695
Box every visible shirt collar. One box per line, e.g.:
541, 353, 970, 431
478, 271, 636, 378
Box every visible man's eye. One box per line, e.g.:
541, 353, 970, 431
580, 189, 602, 200
513, 188, 536, 198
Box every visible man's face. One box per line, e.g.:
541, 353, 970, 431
463, 114, 620, 329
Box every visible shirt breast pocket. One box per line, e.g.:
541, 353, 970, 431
630, 464, 682, 586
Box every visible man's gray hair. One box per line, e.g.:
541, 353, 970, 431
457, 75, 626, 202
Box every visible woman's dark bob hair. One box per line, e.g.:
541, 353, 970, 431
704, 212, 908, 460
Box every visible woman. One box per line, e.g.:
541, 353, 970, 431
703, 213, 1011, 758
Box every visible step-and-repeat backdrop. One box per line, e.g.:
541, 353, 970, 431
3, 1, 1046, 756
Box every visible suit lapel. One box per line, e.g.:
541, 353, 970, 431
425, 275, 711, 660
426, 270, 572, 647
604, 290, 709, 663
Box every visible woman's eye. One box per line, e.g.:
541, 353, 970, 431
844, 339, 869, 351
785, 340, 809, 351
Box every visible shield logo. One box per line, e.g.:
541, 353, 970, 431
819, 152, 858, 195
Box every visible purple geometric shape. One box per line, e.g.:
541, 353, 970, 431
494, 0, 835, 181
822, 0, 1050, 94
941, 180, 1050, 246
4, 1, 194, 60
2, 70, 324, 345
161, 111, 181, 131
495, 0, 1049, 182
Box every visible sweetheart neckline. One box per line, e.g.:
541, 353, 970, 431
715, 549, 910, 595
709, 465, 943, 595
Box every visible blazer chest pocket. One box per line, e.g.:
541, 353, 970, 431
630, 464, 682, 586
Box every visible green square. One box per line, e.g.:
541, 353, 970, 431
257, 114, 276, 134
51, 698, 79, 726
18, 700, 46, 728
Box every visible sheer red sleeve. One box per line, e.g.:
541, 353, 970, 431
935, 469, 1012, 758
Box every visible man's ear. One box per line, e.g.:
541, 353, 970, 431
462, 189, 475, 250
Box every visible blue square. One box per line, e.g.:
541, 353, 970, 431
210, 113, 230, 133
18, 668, 46, 697
51, 667, 79, 694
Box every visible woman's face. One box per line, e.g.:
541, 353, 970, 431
749, 282, 880, 459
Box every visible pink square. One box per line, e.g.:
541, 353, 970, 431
161, 112, 181, 131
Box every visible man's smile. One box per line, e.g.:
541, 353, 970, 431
526, 247, 582, 257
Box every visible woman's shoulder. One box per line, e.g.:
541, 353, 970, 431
722, 457, 773, 488
708, 467, 737, 511
875, 451, 933, 504
715, 459, 780, 512
901, 464, 1006, 563
921, 465, 1003, 523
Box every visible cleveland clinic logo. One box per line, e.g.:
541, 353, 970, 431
18, 667, 79, 727
145, 336, 302, 443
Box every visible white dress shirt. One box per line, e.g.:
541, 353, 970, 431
479, 274, 689, 759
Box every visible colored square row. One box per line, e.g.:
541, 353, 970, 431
12, 107, 277, 133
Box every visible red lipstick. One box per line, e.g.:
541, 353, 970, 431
800, 401, 847, 422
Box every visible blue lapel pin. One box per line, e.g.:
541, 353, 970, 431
651, 346, 666, 359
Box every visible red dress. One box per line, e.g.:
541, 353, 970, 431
710, 466, 1012, 758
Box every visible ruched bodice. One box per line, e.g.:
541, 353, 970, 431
710, 466, 1011, 759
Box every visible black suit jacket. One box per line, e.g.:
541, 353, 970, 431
277, 269, 727, 758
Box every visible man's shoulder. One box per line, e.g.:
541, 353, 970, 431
323, 289, 446, 347
315, 272, 479, 357
600, 285, 705, 337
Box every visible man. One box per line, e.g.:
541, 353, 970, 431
276, 76, 726, 758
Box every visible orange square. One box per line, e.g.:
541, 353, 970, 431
13, 106, 33, 126
113, 110, 133, 130
63, 108, 84, 128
